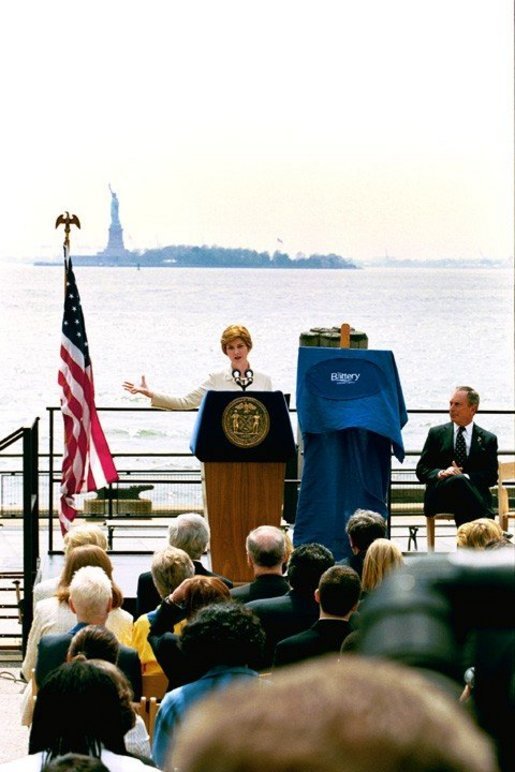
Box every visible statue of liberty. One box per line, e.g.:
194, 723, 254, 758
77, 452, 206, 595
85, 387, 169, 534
109, 184, 121, 228
102, 184, 126, 255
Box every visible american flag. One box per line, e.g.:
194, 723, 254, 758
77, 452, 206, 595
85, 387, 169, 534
58, 255, 118, 534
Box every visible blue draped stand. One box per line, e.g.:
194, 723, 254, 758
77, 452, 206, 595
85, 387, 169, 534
294, 348, 407, 561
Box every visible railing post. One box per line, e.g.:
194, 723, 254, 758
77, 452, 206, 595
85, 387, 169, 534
22, 418, 39, 654
48, 407, 55, 551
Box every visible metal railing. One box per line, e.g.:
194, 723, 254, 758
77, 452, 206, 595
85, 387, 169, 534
0, 419, 39, 652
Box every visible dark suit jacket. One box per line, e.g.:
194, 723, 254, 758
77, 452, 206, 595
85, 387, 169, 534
246, 590, 319, 668
230, 574, 289, 603
273, 618, 353, 668
416, 422, 498, 516
136, 560, 233, 617
336, 552, 365, 578
36, 632, 142, 699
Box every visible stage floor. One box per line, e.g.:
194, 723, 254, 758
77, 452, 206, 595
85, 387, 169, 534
0, 522, 216, 618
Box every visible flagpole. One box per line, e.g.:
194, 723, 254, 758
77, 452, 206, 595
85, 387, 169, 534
55, 210, 118, 536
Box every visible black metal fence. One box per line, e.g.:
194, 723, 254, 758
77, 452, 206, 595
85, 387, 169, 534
0, 419, 39, 652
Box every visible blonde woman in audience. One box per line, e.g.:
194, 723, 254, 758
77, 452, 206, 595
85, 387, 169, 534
361, 539, 404, 597
456, 521, 475, 548
33, 524, 108, 603
22, 545, 132, 683
456, 518, 504, 550
131, 546, 194, 679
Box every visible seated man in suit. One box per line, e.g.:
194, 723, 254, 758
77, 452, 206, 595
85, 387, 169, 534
136, 513, 232, 616
35, 565, 142, 699
246, 543, 334, 669
230, 525, 290, 603
273, 565, 360, 668
337, 509, 386, 577
416, 386, 498, 527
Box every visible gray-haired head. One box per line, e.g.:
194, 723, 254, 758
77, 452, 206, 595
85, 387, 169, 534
69, 566, 112, 623
246, 525, 286, 568
168, 513, 210, 560
346, 510, 387, 553
455, 386, 480, 408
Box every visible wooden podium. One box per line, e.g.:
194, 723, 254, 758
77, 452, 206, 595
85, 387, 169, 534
190, 391, 295, 583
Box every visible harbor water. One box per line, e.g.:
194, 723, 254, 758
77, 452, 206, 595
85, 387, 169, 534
0, 263, 513, 456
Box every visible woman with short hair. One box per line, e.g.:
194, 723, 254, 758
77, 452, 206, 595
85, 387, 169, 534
21, 545, 133, 723
123, 324, 272, 410
33, 524, 108, 604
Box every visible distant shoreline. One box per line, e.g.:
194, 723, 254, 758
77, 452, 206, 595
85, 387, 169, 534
33, 261, 359, 269
31, 245, 358, 270
31, 259, 510, 269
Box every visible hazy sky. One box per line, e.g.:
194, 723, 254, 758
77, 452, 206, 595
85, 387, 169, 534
0, 0, 512, 263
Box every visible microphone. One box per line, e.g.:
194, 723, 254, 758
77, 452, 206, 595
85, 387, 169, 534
232, 369, 254, 391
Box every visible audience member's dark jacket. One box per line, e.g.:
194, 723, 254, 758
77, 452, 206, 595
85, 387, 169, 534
273, 618, 353, 668
35, 632, 142, 699
230, 574, 289, 603
246, 590, 319, 668
147, 599, 202, 690
136, 561, 233, 617
336, 552, 365, 578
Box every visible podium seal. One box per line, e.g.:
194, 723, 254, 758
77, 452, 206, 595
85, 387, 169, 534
222, 397, 270, 448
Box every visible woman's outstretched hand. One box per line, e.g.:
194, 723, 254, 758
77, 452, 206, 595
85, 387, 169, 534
123, 375, 152, 399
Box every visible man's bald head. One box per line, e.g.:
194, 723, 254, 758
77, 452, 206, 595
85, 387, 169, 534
246, 526, 286, 569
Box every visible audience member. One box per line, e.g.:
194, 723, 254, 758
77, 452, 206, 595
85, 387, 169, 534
33, 524, 108, 604
41, 755, 109, 771
456, 520, 474, 548
177, 575, 231, 619
361, 538, 404, 597
136, 513, 232, 616
170, 656, 498, 772
67, 625, 119, 663
230, 525, 289, 602
35, 566, 141, 698
5, 660, 150, 770
131, 547, 194, 678
457, 518, 504, 550
273, 565, 360, 668
337, 509, 386, 577
152, 603, 265, 768
23, 545, 132, 682
148, 576, 232, 690
246, 543, 334, 667
87, 659, 151, 761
